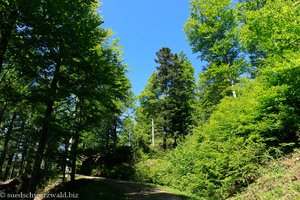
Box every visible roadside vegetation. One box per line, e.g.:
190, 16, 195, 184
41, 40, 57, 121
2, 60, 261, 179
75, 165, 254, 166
231, 149, 300, 200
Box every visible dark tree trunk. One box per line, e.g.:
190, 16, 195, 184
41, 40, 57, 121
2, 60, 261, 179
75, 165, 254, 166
10, 154, 17, 179
113, 118, 118, 147
19, 121, 28, 176
0, 102, 7, 125
29, 65, 60, 193
4, 153, 14, 180
43, 157, 51, 182
9, 137, 22, 179
106, 125, 109, 151
173, 136, 177, 148
29, 99, 54, 192
62, 137, 69, 184
0, 112, 16, 178
70, 132, 79, 185
151, 117, 155, 147
163, 134, 167, 150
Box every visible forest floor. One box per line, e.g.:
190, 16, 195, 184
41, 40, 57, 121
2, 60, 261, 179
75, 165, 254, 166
37, 175, 195, 200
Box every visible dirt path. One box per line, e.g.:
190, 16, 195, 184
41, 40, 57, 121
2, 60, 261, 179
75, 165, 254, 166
79, 175, 189, 200
40, 175, 192, 200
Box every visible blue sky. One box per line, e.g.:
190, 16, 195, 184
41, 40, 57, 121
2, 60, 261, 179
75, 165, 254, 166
99, 0, 202, 96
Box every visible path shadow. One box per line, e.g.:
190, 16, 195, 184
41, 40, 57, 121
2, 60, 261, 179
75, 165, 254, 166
102, 178, 191, 200
41, 177, 194, 200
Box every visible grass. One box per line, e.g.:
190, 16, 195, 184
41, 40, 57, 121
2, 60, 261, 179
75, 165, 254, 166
230, 149, 300, 200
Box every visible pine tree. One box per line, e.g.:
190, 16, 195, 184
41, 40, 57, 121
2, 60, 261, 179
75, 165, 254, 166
154, 47, 195, 148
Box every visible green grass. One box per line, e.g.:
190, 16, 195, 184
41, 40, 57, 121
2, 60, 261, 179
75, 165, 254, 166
230, 149, 300, 200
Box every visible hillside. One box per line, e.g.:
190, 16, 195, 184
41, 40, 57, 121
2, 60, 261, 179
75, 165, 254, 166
231, 150, 300, 200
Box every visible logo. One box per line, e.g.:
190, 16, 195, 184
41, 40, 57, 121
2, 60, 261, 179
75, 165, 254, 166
0, 191, 6, 198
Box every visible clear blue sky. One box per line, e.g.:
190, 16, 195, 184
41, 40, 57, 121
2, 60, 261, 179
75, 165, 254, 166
99, 0, 202, 96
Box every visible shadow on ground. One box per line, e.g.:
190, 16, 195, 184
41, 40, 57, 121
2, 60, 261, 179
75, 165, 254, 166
42, 177, 193, 200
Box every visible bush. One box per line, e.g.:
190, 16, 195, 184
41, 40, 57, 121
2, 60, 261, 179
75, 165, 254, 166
134, 78, 300, 198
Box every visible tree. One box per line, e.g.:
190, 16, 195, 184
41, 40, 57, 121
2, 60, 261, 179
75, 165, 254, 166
240, 0, 300, 150
0, 0, 19, 74
0, 0, 132, 192
138, 72, 161, 147
185, 0, 246, 121
154, 47, 195, 148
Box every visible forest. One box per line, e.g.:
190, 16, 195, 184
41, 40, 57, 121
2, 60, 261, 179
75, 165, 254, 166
0, 0, 299, 199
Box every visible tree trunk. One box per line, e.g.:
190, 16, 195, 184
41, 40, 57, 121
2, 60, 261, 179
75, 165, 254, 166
0, 112, 16, 178
29, 96, 54, 192
62, 137, 70, 184
29, 65, 60, 193
70, 132, 79, 184
229, 75, 237, 98
10, 154, 18, 179
0, 102, 7, 125
19, 139, 28, 176
19, 121, 28, 176
163, 136, 167, 150
173, 136, 177, 148
151, 117, 155, 147
112, 118, 118, 147
162, 115, 167, 150
4, 153, 14, 180
105, 125, 109, 151
43, 157, 51, 182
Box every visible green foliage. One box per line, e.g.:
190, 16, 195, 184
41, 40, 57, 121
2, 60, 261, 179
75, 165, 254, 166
185, 0, 247, 122
240, 0, 300, 150
79, 145, 135, 180
134, 158, 172, 184
180, 81, 266, 198
0, 0, 133, 191
230, 150, 300, 200
135, 78, 299, 198
134, 1, 300, 199
135, 47, 195, 151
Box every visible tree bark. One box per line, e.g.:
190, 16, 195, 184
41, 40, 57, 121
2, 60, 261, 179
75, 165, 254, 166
70, 132, 79, 184
231, 78, 237, 98
229, 74, 237, 98
106, 125, 109, 151
62, 137, 70, 184
0, 112, 16, 178
112, 118, 118, 147
10, 154, 18, 179
173, 136, 177, 148
29, 65, 60, 193
19, 121, 28, 176
3, 153, 14, 180
0, 102, 7, 126
151, 117, 155, 147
